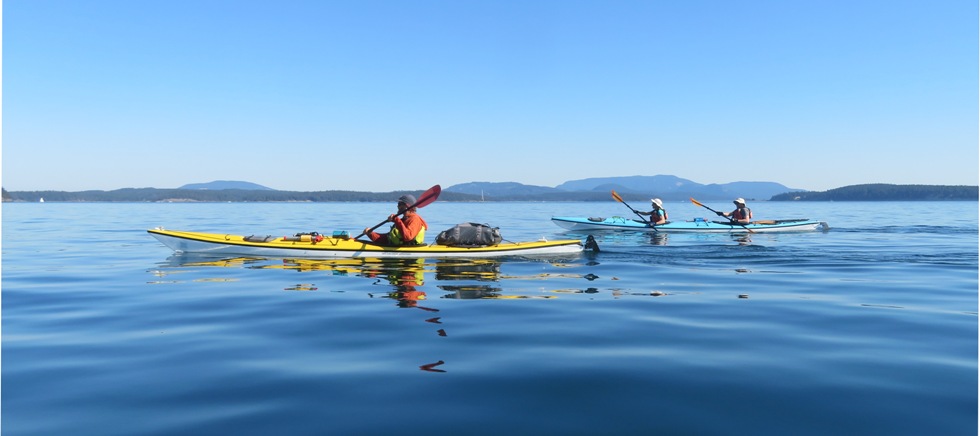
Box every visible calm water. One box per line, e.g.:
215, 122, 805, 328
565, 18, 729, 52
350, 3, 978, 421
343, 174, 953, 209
3, 201, 977, 435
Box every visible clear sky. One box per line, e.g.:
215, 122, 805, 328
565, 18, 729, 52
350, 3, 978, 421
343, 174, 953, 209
3, 0, 977, 192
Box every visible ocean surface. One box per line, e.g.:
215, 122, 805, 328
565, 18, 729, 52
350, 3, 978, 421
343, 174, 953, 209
2, 200, 977, 435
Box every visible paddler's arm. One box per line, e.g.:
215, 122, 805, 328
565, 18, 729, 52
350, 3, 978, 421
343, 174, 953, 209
390, 215, 414, 240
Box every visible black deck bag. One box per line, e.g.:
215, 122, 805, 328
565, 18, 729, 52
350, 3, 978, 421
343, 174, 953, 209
436, 222, 503, 247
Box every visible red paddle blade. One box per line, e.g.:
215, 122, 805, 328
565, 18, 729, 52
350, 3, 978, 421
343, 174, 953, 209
411, 184, 441, 209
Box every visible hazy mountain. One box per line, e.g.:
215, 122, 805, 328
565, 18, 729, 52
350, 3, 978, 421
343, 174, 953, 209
3, 182, 973, 202
449, 175, 801, 200
556, 175, 701, 193
445, 182, 561, 197
178, 180, 274, 190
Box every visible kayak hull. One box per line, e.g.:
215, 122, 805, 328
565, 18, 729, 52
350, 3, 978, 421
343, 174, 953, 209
148, 228, 590, 259
551, 216, 829, 233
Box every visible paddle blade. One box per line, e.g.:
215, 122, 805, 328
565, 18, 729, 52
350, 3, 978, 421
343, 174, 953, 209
689, 197, 704, 207
611, 190, 624, 203
412, 184, 441, 209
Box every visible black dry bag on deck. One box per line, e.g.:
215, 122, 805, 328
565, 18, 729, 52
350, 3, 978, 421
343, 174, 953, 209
436, 222, 503, 247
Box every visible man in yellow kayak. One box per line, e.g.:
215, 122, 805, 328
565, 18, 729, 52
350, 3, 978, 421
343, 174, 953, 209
364, 195, 429, 246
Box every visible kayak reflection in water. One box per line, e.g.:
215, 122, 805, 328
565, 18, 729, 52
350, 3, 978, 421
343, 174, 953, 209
381, 267, 438, 312
390, 287, 431, 309
649, 232, 668, 246
379, 266, 448, 372
361, 258, 447, 372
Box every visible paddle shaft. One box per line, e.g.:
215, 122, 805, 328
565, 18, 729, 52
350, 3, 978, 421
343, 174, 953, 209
355, 185, 441, 240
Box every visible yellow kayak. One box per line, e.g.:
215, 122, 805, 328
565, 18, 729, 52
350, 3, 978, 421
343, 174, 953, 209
148, 228, 598, 259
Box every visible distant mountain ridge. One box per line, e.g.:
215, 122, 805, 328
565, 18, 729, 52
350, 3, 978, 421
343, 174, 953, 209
447, 175, 801, 201
5, 176, 974, 203
446, 182, 560, 197
771, 184, 978, 201
178, 180, 274, 190
3, 182, 975, 202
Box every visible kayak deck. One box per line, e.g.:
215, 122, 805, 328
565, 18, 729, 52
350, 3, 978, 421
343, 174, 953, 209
148, 228, 595, 259
551, 216, 829, 233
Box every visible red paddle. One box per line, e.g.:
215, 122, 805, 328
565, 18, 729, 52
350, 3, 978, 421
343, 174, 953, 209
355, 184, 441, 240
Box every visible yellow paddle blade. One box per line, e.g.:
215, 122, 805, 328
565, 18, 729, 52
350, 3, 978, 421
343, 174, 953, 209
689, 197, 704, 207
611, 190, 624, 202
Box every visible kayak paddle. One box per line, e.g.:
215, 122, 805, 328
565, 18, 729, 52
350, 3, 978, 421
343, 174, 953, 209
355, 184, 442, 240
611, 190, 653, 227
689, 197, 754, 233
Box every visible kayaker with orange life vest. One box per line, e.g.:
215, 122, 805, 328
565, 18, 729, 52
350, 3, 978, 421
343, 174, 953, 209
364, 194, 428, 246
717, 198, 753, 224
637, 198, 668, 225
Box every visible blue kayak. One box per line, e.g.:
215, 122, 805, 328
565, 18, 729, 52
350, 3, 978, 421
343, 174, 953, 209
551, 216, 829, 233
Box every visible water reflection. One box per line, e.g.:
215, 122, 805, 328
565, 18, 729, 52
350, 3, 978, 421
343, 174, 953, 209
434, 259, 501, 281
438, 284, 503, 299
733, 234, 752, 245
150, 254, 660, 371
433, 259, 504, 299
351, 259, 447, 372
155, 255, 269, 270
153, 255, 629, 301
419, 360, 446, 373
155, 255, 450, 371
362, 259, 438, 312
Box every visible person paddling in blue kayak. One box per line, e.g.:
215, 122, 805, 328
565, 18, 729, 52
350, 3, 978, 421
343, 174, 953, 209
637, 198, 668, 225
717, 198, 753, 224
364, 195, 429, 246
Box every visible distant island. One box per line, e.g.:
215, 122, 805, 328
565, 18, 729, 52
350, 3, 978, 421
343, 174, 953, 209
177, 180, 274, 191
769, 184, 978, 201
2, 176, 977, 202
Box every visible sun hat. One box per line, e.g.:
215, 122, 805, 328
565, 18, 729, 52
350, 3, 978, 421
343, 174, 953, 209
398, 194, 417, 205
734, 198, 746, 205
651, 198, 663, 207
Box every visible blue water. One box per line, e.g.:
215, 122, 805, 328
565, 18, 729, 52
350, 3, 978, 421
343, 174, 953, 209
3, 201, 977, 435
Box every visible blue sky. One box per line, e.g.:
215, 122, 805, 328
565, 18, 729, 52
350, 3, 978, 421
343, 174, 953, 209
3, 0, 977, 192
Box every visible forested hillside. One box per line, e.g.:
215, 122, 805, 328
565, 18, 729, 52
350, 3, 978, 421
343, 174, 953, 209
770, 184, 978, 201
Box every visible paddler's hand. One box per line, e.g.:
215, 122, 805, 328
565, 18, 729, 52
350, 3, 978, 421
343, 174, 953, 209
387, 214, 398, 222
716, 211, 724, 216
